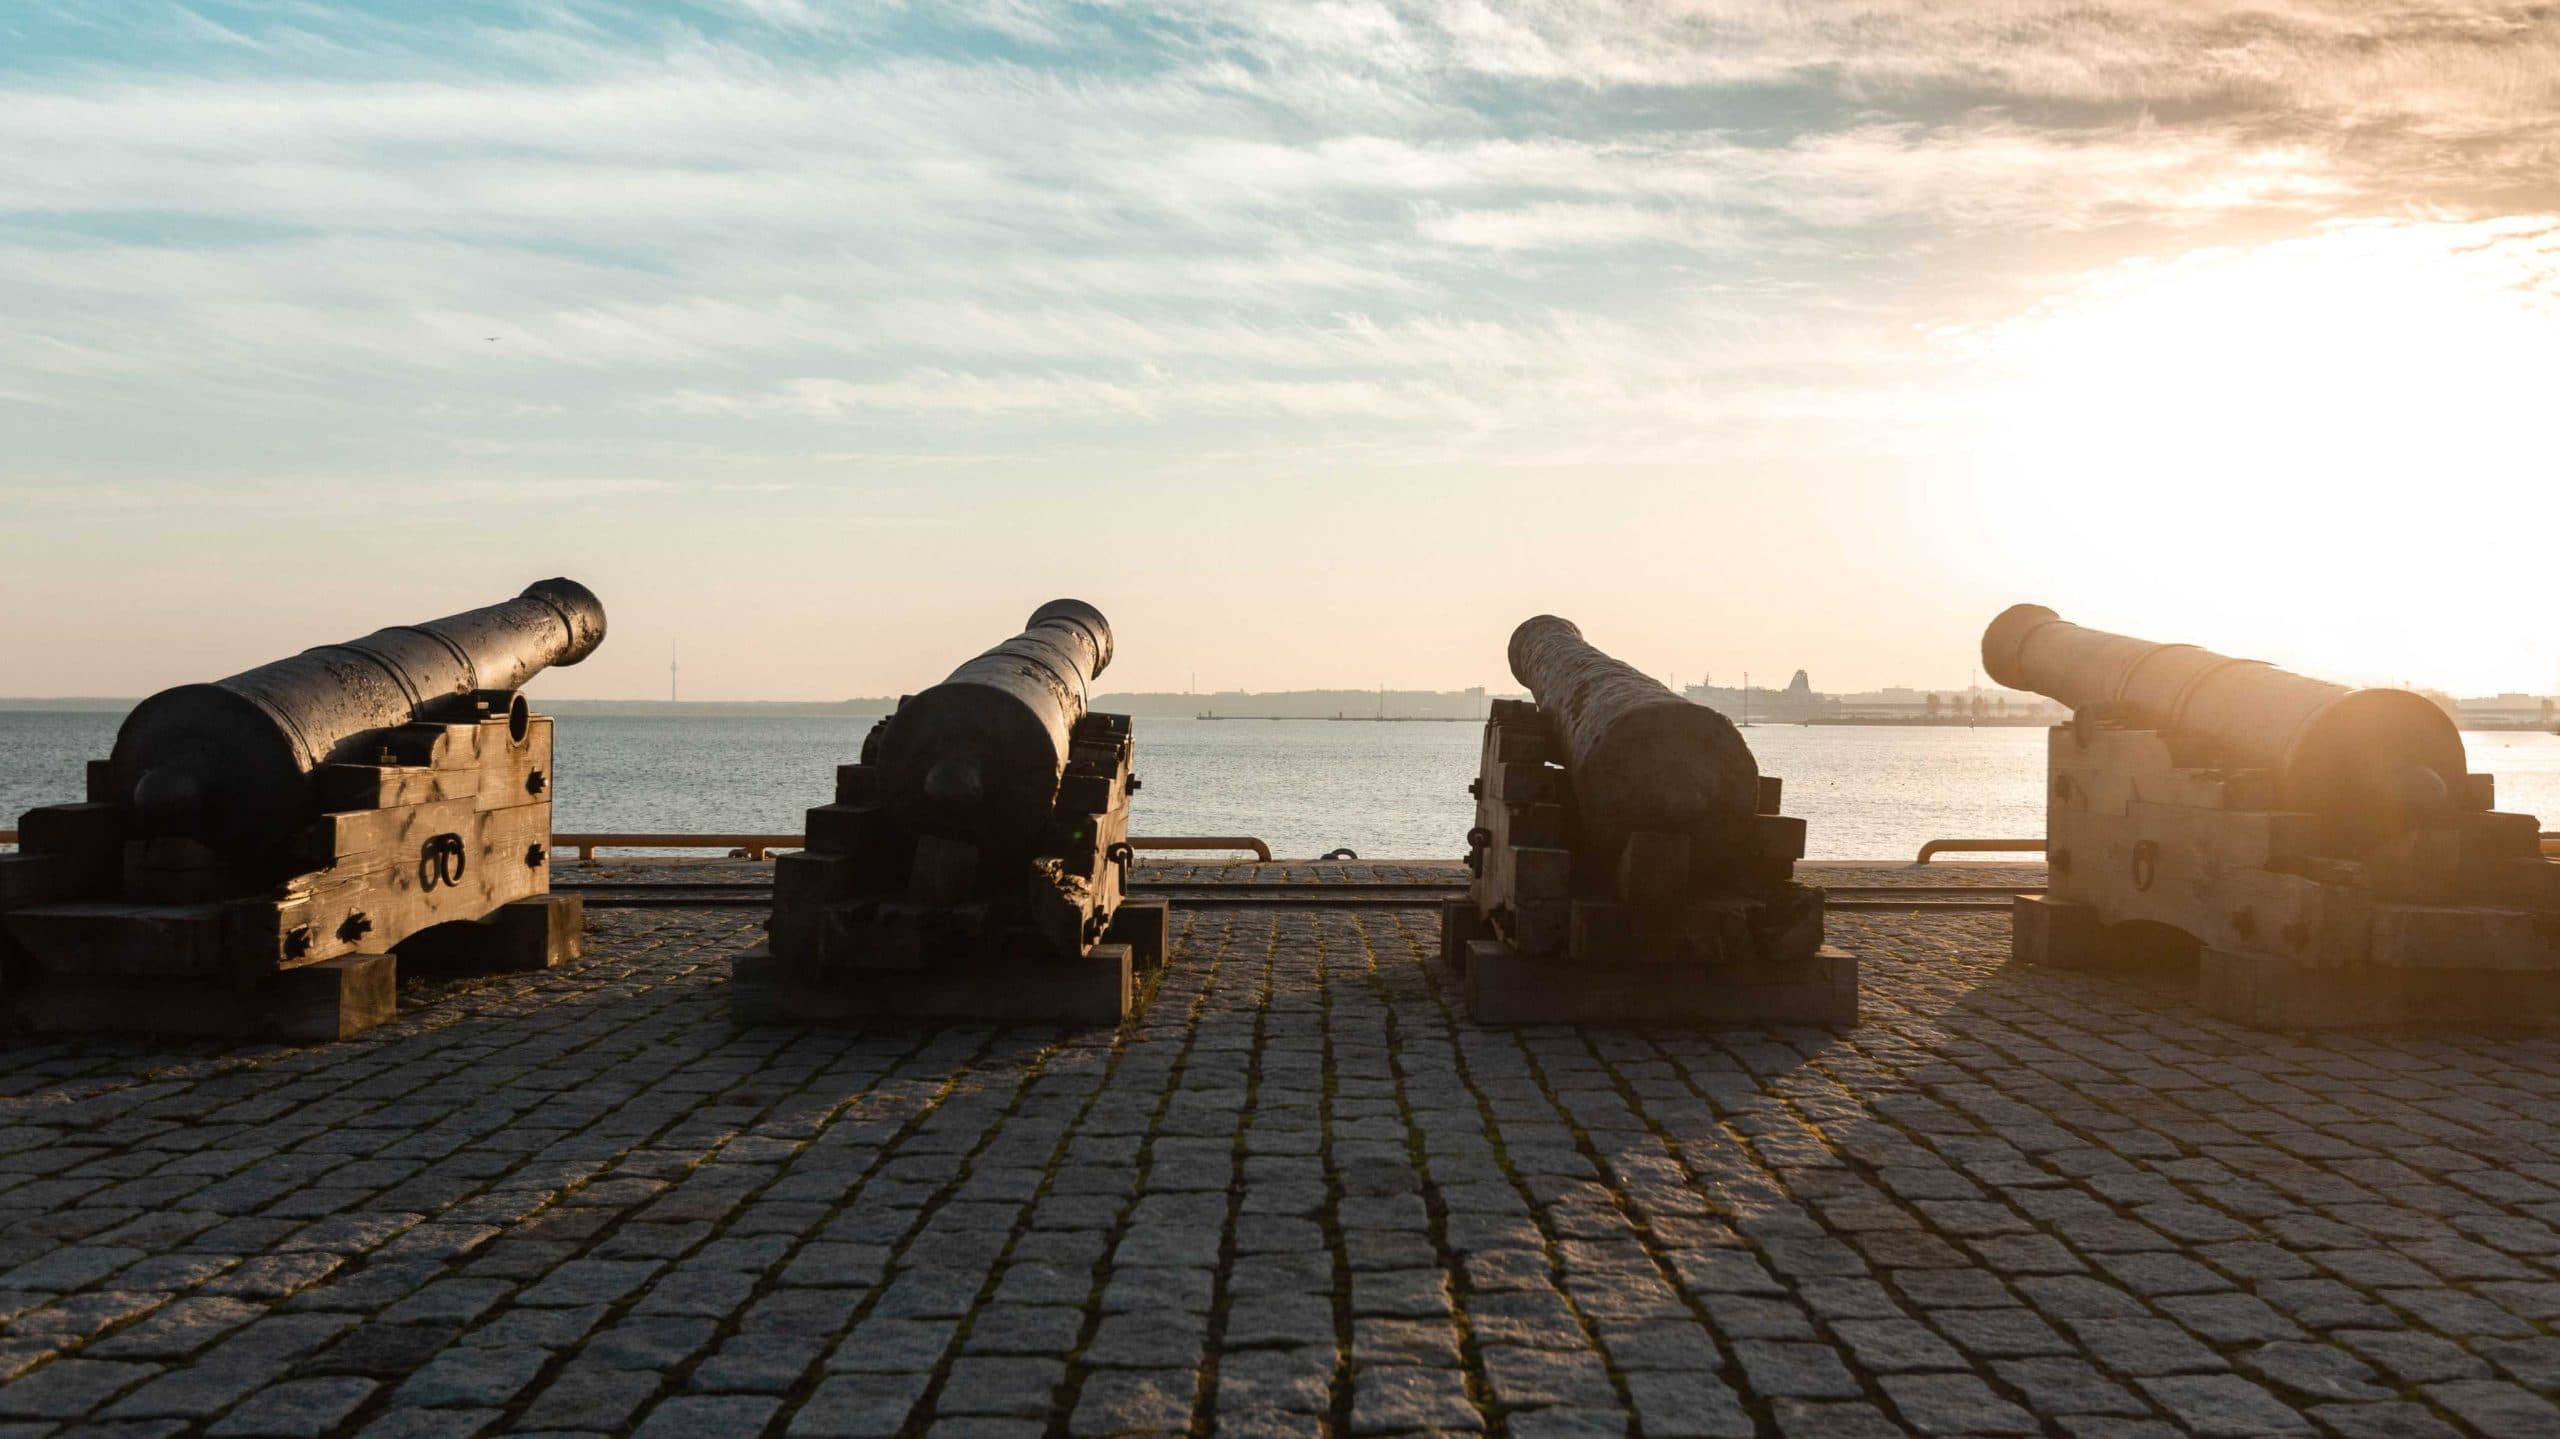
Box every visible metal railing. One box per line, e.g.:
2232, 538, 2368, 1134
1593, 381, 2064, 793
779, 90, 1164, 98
1917, 838, 2049, 863
1125, 837, 1276, 862
6, 830, 2550, 865
0, 829, 1280, 863
554, 833, 799, 861
1926, 835, 2560, 860
547, 833, 1276, 863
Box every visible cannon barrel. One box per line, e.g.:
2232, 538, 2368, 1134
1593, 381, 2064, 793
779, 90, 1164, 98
1507, 615, 1760, 865
876, 600, 1113, 854
109, 578, 609, 858
1981, 603, 2467, 841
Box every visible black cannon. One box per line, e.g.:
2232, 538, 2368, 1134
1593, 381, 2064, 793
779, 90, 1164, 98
1448, 615, 1853, 1025
1507, 614, 1763, 879
735, 600, 1164, 1025
1987, 603, 2560, 1028
1983, 603, 2466, 852
1, 580, 607, 1040
110, 578, 607, 883
873, 598, 1113, 867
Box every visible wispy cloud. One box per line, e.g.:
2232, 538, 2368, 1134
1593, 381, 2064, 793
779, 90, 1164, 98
0, 471, 680, 514
0, 0, 2552, 480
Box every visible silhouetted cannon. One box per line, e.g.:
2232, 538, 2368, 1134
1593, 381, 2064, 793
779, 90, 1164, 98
1508, 614, 1760, 871
3, 579, 607, 1042
1985, 603, 2559, 1029
873, 599, 1112, 860
110, 578, 608, 866
1450, 615, 1851, 1027
1982, 603, 2464, 848
735, 598, 1163, 1026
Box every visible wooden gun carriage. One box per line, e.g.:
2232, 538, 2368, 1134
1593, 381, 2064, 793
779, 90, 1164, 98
1987, 604, 2560, 1027
0, 580, 606, 1040
1447, 616, 1855, 1025
732, 600, 1165, 1024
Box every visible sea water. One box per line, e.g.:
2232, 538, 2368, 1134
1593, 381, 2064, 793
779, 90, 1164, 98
4, 710, 2554, 862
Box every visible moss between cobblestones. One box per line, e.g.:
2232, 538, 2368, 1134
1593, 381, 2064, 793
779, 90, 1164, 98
1192, 909, 1271, 1436
1399, 914, 1682, 1436
1361, 911, 1501, 1437
1044, 905, 1226, 1437
442, 987, 1005, 1438
905, 1025, 1120, 1435
1314, 908, 1364, 1439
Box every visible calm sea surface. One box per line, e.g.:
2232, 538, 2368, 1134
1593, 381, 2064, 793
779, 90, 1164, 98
4, 710, 2556, 862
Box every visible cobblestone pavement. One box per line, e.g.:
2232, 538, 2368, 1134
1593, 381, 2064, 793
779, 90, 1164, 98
8, 877, 2560, 1438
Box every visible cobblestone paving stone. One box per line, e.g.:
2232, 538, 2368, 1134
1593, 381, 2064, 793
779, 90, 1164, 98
7, 862, 2560, 1437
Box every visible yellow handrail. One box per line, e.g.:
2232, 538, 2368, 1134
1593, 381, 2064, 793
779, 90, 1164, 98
545, 833, 1276, 863
1917, 838, 2049, 863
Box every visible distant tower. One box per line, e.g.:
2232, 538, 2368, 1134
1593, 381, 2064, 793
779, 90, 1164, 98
670, 645, 679, 704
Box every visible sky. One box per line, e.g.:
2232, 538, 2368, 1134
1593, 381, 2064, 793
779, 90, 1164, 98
2, 0, 2556, 702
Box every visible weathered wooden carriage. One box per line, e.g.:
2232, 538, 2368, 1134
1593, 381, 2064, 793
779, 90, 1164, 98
1447, 616, 1855, 1025
732, 600, 1165, 1024
1987, 604, 2560, 1027
0, 580, 606, 1039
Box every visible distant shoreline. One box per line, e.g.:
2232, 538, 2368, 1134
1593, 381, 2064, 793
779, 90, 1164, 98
1, 698, 2550, 734
0, 698, 892, 718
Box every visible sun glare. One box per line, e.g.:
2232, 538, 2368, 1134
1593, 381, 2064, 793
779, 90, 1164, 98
1968, 217, 2560, 694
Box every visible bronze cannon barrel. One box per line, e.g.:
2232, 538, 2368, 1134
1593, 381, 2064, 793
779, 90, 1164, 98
1981, 603, 2466, 841
875, 600, 1113, 855
1507, 614, 1760, 866
109, 578, 609, 858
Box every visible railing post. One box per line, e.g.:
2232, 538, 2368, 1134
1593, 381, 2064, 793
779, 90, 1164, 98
1916, 838, 2049, 863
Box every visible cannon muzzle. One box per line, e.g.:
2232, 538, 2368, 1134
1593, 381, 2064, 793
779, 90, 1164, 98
876, 599, 1113, 855
1982, 603, 2466, 845
1508, 614, 1760, 870
109, 578, 609, 863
